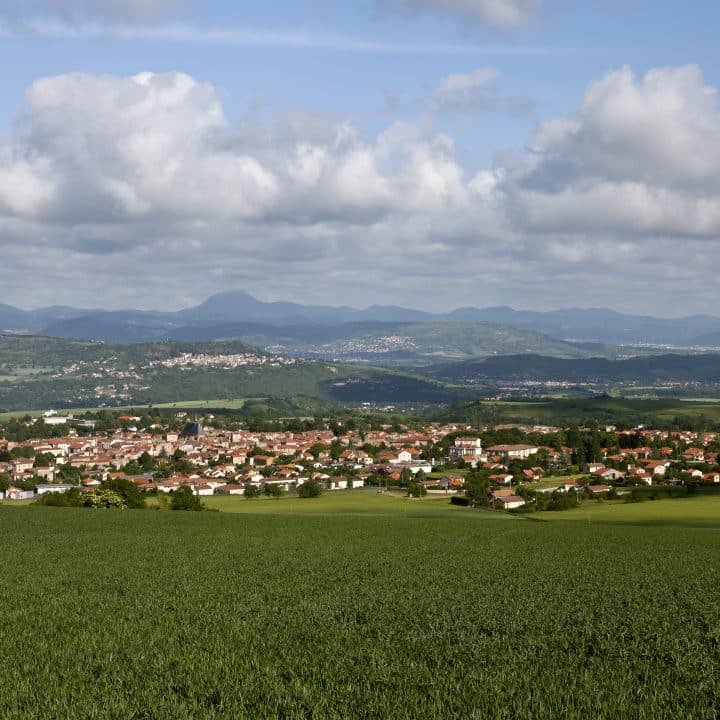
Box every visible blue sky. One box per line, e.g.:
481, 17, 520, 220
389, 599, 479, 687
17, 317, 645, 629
0, 0, 719, 315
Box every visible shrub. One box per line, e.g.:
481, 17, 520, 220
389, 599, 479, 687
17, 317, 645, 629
298, 480, 322, 498
171, 485, 203, 511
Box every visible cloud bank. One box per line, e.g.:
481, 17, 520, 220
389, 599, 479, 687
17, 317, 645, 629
0, 65, 718, 313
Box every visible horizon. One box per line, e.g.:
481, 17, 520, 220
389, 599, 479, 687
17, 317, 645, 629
3, 289, 718, 322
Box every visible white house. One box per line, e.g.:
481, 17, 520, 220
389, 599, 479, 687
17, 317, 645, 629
449, 437, 484, 459
327, 478, 348, 491
36, 484, 76, 495
494, 495, 526, 510
486, 444, 539, 460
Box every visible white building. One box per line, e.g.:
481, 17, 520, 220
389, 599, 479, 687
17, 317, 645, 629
449, 437, 483, 459
486, 444, 539, 460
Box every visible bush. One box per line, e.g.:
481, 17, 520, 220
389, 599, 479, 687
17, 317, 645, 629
244, 484, 261, 499
83, 489, 127, 509
171, 485, 203, 511
298, 480, 322, 498
101, 478, 146, 509
407, 481, 427, 498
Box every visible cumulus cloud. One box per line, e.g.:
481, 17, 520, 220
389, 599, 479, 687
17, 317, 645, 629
0, 0, 181, 23
508, 65, 720, 237
0, 66, 719, 314
0, 71, 502, 307
381, 0, 539, 30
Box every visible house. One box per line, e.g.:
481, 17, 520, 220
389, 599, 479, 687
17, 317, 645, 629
493, 494, 526, 510
591, 468, 624, 482
449, 437, 484, 459
702, 473, 720, 484
327, 477, 348, 491
561, 480, 583, 493
36, 484, 76, 495
489, 474, 513, 486
191, 483, 216, 496
683, 448, 705, 463
584, 462, 606, 474
486, 444, 538, 460
5, 486, 35, 500
643, 461, 668, 476
215, 484, 246, 495
587, 485, 612, 495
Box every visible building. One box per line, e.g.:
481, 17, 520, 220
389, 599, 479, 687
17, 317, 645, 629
486, 444, 539, 460
449, 437, 484, 459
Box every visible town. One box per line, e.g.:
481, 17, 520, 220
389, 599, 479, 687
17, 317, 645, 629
2, 410, 719, 511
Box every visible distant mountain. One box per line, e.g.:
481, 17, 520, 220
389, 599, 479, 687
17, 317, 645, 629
427, 353, 720, 384
691, 332, 720, 346
445, 307, 720, 346
0, 291, 719, 348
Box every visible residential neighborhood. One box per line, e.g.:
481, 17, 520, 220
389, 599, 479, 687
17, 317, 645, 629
1, 412, 719, 510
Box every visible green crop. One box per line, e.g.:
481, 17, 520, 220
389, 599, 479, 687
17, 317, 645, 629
0, 503, 718, 719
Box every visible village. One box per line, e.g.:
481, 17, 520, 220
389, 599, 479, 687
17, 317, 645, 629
1, 411, 719, 510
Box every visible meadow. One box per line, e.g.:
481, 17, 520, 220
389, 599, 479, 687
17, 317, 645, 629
0, 495, 719, 718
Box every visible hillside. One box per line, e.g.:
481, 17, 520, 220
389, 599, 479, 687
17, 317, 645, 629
167, 320, 630, 365
0, 336, 475, 411
427, 353, 720, 384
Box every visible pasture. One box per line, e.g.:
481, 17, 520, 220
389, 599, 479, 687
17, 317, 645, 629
0, 495, 719, 718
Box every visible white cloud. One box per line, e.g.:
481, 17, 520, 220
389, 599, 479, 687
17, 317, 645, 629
428, 67, 534, 116
382, 0, 540, 30
0, 66, 719, 315
0, 0, 181, 23
509, 65, 720, 238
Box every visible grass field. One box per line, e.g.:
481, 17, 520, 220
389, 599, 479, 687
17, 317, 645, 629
0, 398, 260, 422
537, 495, 720, 527
1, 494, 719, 718
202, 490, 481, 517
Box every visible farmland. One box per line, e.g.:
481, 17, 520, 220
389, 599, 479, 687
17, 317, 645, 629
0, 497, 719, 718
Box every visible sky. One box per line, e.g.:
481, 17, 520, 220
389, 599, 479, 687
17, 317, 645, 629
0, 0, 719, 316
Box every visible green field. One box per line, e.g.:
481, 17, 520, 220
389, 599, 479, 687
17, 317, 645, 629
202, 490, 477, 517
440, 397, 720, 427
537, 495, 720, 527
1, 494, 719, 718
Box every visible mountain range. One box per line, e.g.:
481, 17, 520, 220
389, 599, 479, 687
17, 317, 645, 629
2, 290, 720, 350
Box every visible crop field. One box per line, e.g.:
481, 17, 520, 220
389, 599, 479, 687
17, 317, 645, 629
0, 498, 719, 719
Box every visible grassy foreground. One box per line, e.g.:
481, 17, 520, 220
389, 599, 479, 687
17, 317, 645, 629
0, 497, 719, 719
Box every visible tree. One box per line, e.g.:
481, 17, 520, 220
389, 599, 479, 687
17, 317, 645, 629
407, 481, 427, 498
171, 485, 203, 511
244, 483, 261, 499
102, 478, 147, 509
33, 452, 55, 467
465, 471, 491, 508
83, 488, 127, 509
298, 480, 323, 498
264, 483, 284, 498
